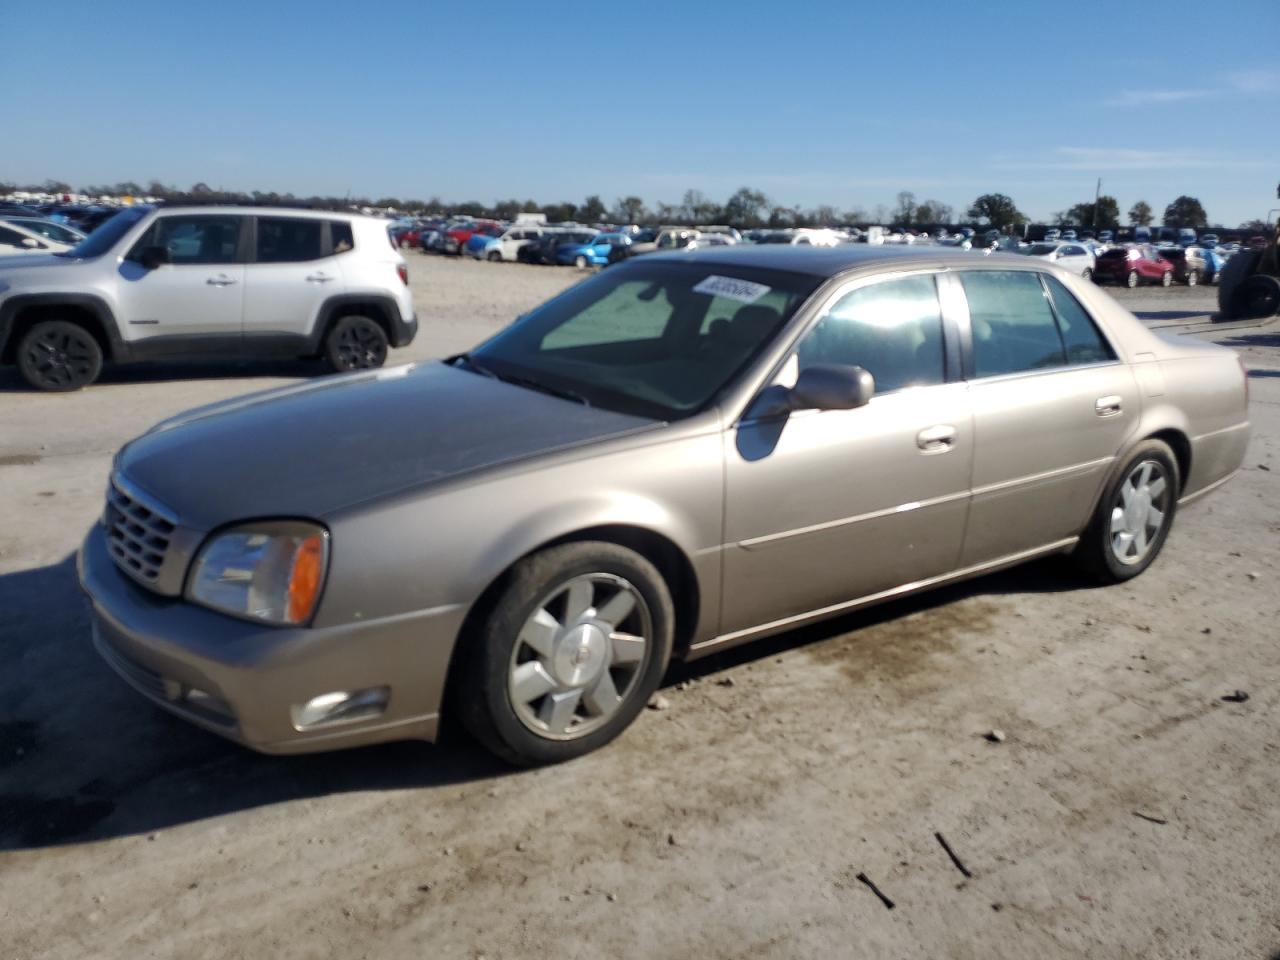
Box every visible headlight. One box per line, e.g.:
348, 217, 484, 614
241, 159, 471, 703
187, 522, 329, 626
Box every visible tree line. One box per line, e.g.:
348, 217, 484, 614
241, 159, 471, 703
3, 178, 1233, 231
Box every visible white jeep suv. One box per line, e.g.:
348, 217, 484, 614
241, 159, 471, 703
0, 205, 418, 390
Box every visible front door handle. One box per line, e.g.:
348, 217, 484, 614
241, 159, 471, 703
206, 275, 237, 286
305, 273, 334, 283
916, 424, 957, 453
1095, 395, 1122, 417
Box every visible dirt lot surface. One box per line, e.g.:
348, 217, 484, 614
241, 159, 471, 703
2, 254, 1278, 959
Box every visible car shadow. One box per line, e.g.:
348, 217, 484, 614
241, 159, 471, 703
0, 357, 324, 393
1132, 309, 1214, 323
1217, 331, 1280, 351
0, 550, 1091, 851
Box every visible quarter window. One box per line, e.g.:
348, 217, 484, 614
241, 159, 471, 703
1043, 274, 1115, 364
960, 271, 1065, 377
331, 220, 354, 254
794, 274, 946, 393
256, 218, 322, 262
134, 215, 241, 265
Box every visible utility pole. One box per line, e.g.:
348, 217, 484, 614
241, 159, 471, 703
1093, 177, 1102, 229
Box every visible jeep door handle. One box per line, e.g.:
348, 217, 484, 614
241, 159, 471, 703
305, 273, 334, 283
1095, 395, 1122, 417
916, 424, 957, 453
206, 275, 237, 286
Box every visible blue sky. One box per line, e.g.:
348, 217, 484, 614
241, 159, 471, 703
5, 0, 1278, 226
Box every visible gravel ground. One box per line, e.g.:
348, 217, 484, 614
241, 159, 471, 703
1, 253, 1277, 959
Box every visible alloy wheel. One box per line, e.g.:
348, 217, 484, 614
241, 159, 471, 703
335, 320, 386, 369
23, 327, 98, 389
1127, 270, 1138, 288
507, 573, 651, 740
1109, 460, 1170, 565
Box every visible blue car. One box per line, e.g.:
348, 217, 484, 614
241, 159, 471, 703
554, 232, 631, 268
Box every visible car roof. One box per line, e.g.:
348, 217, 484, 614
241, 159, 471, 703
644, 243, 1044, 278
148, 204, 376, 222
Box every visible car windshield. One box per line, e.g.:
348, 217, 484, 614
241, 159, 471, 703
465, 261, 821, 420
61, 207, 149, 258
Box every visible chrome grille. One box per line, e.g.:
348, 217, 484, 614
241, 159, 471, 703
105, 477, 177, 588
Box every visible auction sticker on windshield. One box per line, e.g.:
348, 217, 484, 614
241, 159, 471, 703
693, 275, 772, 304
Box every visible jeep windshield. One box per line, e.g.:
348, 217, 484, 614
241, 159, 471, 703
59, 207, 150, 259
460, 260, 820, 420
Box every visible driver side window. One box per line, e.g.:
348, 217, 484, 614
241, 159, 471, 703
786, 274, 946, 394
131, 215, 242, 265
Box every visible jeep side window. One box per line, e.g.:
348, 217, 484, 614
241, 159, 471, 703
256, 218, 323, 263
331, 221, 354, 254
132, 216, 242, 265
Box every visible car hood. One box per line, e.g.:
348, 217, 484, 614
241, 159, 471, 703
0, 253, 73, 273
117, 361, 657, 530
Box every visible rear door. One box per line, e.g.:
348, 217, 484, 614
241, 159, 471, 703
115, 214, 246, 342
241, 216, 346, 342
957, 269, 1139, 565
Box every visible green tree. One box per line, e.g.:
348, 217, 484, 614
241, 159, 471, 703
915, 199, 953, 224
540, 202, 577, 223
1239, 218, 1268, 232
1065, 195, 1120, 228
578, 195, 607, 223
1163, 195, 1208, 229
722, 186, 770, 227
613, 195, 648, 223
966, 193, 1026, 228
1127, 200, 1154, 226
892, 190, 917, 224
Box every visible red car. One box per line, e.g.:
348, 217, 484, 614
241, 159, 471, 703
444, 220, 501, 255
1092, 245, 1174, 288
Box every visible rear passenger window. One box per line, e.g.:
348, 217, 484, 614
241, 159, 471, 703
960, 271, 1065, 377
1043, 274, 1115, 364
794, 274, 945, 393
331, 220, 354, 254
256, 218, 322, 262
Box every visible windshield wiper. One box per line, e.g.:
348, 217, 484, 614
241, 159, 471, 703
448, 354, 590, 406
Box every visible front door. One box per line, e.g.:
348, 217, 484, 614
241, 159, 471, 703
956, 269, 1140, 565
117, 214, 246, 345
720, 272, 974, 639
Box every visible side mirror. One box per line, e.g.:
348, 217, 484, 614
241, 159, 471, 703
21, 237, 39, 248
138, 245, 169, 269
791, 364, 875, 411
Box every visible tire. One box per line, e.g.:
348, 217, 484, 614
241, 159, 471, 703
1160, 271, 1172, 287
323, 315, 388, 372
487, 250, 502, 263
1229, 274, 1280, 320
457, 541, 675, 766
1081, 267, 1092, 281
574, 255, 589, 270
1126, 270, 1139, 288
1185, 269, 1199, 287
1073, 439, 1179, 584
1217, 248, 1262, 318
16, 319, 103, 391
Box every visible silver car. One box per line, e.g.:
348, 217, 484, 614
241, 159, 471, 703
1025, 241, 1097, 281
79, 247, 1251, 765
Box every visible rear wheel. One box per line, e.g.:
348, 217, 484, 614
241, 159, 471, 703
1185, 269, 1199, 287
1161, 271, 1173, 287
457, 541, 674, 766
1230, 275, 1280, 320
487, 250, 502, 262
574, 255, 588, 269
16, 319, 103, 391
323, 315, 388, 371
1073, 439, 1178, 583
1126, 270, 1139, 288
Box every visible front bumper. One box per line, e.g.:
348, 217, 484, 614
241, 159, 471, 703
77, 524, 466, 754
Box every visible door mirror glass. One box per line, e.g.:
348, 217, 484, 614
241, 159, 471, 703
138, 245, 170, 269
789, 363, 875, 411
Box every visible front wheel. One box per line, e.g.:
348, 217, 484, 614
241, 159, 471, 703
1126, 270, 1139, 288
487, 250, 502, 262
1185, 269, 1199, 287
1081, 267, 1092, 281
1073, 439, 1179, 583
324, 315, 388, 371
574, 255, 589, 270
1161, 271, 1173, 287
457, 541, 675, 766
17, 319, 103, 391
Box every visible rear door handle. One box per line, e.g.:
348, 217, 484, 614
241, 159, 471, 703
206, 275, 237, 286
305, 273, 334, 283
916, 424, 957, 453
1095, 395, 1122, 417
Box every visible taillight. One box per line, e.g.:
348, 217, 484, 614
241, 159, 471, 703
397, 264, 408, 286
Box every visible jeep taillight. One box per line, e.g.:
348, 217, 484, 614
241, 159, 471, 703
397, 264, 408, 286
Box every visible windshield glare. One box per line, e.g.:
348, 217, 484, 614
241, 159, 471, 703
469, 262, 820, 420
62, 207, 149, 258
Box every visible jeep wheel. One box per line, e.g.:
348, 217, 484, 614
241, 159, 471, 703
17, 320, 103, 392
324, 315, 388, 372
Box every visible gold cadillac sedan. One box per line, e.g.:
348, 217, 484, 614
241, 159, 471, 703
79, 246, 1250, 765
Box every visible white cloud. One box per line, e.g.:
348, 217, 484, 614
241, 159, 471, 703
1228, 69, 1280, 93
993, 146, 1269, 172
1105, 89, 1206, 107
